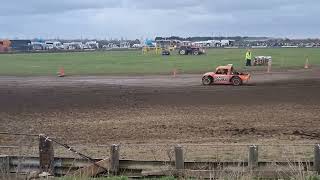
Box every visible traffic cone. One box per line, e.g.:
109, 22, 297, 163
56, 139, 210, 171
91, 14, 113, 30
173, 69, 177, 77
304, 58, 309, 69
58, 67, 65, 77
267, 60, 272, 73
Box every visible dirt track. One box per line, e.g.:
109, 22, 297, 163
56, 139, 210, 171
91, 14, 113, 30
1, 69, 320, 160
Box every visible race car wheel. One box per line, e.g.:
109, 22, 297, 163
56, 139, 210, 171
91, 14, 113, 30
202, 76, 213, 85
231, 76, 242, 86
179, 49, 186, 55
193, 50, 199, 55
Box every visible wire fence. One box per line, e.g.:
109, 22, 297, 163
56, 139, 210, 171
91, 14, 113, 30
1, 131, 319, 179
0, 132, 316, 162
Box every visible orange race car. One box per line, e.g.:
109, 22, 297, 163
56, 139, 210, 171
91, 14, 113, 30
202, 64, 250, 86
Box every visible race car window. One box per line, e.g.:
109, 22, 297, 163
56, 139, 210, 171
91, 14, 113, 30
216, 69, 223, 74
222, 69, 228, 75
231, 68, 237, 75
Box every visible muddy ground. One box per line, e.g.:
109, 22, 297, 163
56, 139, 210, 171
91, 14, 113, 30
0, 69, 320, 161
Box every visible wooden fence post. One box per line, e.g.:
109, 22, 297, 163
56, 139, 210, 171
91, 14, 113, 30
175, 145, 184, 170
39, 134, 54, 174
314, 144, 320, 173
110, 144, 120, 175
0, 155, 9, 174
248, 145, 258, 169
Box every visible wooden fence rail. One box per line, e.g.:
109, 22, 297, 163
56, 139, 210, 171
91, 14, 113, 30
0, 135, 320, 178
0, 156, 319, 178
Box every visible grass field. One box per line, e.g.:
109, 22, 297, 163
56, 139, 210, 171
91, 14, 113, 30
0, 48, 319, 76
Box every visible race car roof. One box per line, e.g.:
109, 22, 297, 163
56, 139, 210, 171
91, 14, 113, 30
216, 64, 233, 70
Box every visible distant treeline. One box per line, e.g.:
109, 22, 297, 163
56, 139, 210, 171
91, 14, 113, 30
155, 36, 320, 42
155, 36, 270, 41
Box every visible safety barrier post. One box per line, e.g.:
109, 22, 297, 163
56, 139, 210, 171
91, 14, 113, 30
39, 134, 54, 174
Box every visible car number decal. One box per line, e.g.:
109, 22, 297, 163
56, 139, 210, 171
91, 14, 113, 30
215, 76, 228, 81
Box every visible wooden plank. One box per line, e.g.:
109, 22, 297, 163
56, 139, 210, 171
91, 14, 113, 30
7, 156, 312, 170
70, 158, 110, 177
4, 155, 317, 177
141, 168, 173, 176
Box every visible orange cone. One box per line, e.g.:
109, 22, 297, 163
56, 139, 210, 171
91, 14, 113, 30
58, 67, 65, 77
173, 69, 177, 77
267, 60, 272, 73
304, 58, 309, 69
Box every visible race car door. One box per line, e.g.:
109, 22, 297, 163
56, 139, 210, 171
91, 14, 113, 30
213, 68, 231, 84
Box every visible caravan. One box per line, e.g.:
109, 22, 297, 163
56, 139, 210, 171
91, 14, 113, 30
45, 41, 63, 50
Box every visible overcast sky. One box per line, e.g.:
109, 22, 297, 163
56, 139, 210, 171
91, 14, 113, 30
1, 0, 319, 39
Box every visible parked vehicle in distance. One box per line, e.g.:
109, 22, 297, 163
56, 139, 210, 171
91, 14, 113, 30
178, 46, 205, 55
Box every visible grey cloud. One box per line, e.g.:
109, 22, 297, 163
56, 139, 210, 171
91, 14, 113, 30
0, 0, 319, 39
0, 0, 120, 16
123, 0, 203, 10
0, 0, 202, 16
1, 0, 317, 15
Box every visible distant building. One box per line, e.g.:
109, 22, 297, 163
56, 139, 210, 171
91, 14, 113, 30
10, 40, 32, 51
